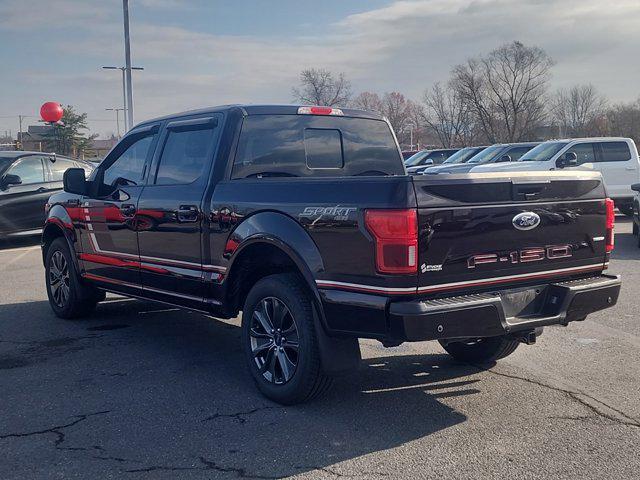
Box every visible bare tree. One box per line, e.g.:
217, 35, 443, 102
606, 98, 640, 145
551, 84, 608, 137
350, 91, 383, 113
379, 92, 413, 143
452, 41, 553, 143
292, 68, 352, 106
422, 82, 472, 147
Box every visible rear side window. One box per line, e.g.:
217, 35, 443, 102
599, 142, 631, 162
232, 115, 403, 178
49, 158, 77, 181
155, 118, 220, 185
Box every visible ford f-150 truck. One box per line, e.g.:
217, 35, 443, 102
42, 104, 621, 405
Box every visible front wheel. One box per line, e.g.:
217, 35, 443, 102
439, 335, 520, 364
45, 238, 101, 319
242, 273, 333, 405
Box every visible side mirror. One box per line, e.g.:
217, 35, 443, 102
631, 183, 640, 192
1, 174, 22, 188
557, 151, 578, 169
498, 154, 512, 163
63, 168, 87, 195
423, 159, 434, 166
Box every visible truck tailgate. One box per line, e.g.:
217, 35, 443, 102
412, 171, 609, 295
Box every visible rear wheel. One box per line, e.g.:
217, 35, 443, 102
45, 238, 101, 319
439, 335, 520, 364
242, 273, 332, 405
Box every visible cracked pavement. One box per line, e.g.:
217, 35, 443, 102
0, 219, 639, 479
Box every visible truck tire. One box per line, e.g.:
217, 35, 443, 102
439, 336, 520, 364
45, 237, 101, 319
242, 273, 333, 405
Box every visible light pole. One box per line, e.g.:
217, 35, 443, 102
101, 66, 143, 132
122, 0, 134, 129
105, 108, 125, 138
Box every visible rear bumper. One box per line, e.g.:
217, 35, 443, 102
387, 274, 621, 342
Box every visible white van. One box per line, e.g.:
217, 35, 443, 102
470, 137, 640, 215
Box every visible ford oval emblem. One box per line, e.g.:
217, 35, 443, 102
512, 212, 541, 231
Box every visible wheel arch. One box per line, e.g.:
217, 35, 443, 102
42, 206, 79, 272
222, 211, 325, 323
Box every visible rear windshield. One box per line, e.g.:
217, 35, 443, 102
231, 115, 404, 178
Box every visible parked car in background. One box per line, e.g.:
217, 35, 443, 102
0, 151, 93, 238
402, 150, 419, 160
436, 145, 488, 166
632, 182, 640, 245
423, 142, 538, 174
405, 148, 460, 174
470, 138, 640, 216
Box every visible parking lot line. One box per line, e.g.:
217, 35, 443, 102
0, 245, 40, 255
0, 248, 39, 269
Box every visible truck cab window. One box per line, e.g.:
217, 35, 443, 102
103, 135, 154, 187
304, 129, 343, 169
155, 126, 217, 185
599, 142, 631, 162
566, 143, 596, 164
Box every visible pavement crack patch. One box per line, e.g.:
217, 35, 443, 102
202, 406, 279, 424
0, 411, 110, 450
477, 365, 640, 429
126, 457, 278, 478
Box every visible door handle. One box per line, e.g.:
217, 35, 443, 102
120, 204, 136, 217
625, 166, 636, 171
36, 187, 47, 193
177, 205, 199, 222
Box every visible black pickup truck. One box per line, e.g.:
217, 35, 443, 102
43, 104, 621, 404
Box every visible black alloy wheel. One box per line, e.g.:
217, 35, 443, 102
249, 296, 300, 385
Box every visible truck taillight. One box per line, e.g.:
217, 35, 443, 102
365, 209, 417, 274
605, 198, 615, 253
297, 106, 344, 116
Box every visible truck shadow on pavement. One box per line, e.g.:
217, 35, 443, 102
0, 297, 479, 478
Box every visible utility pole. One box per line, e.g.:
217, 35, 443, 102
102, 66, 143, 132
123, 0, 134, 129
105, 108, 125, 138
18, 115, 25, 150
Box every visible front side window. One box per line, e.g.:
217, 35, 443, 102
599, 142, 632, 162
506, 146, 535, 161
405, 151, 430, 166
103, 135, 155, 186
155, 124, 218, 185
49, 158, 77, 181
519, 142, 569, 162
566, 143, 596, 164
467, 145, 503, 164
7, 156, 45, 184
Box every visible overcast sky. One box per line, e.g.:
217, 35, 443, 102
1, 0, 639, 138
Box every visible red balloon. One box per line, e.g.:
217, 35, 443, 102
40, 102, 64, 123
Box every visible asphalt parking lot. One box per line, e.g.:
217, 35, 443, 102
1, 218, 639, 480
